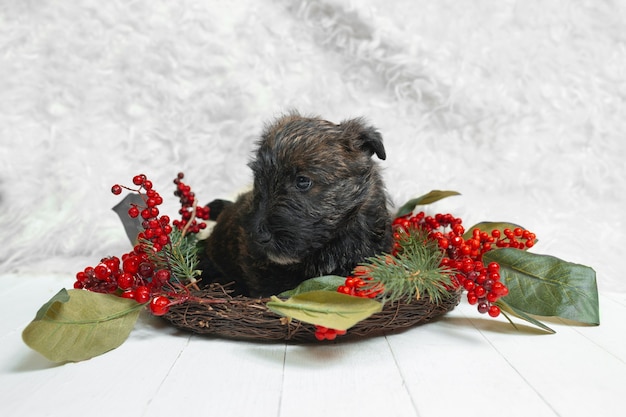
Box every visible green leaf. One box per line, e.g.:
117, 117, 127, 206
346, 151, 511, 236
22, 289, 144, 362
278, 275, 346, 297
496, 299, 556, 333
395, 190, 461, 218
267, 290, 383, 331
483, 249, 599, 325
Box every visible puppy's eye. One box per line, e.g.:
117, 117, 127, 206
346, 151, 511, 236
295, 176, 312, 191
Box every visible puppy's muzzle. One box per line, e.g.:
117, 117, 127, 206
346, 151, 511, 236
255, 227, 272, 244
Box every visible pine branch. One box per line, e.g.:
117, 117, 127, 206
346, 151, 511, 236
363, 229, 455, 305
141, 228, 201, 286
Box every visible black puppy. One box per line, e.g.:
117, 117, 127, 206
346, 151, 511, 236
199, 113, 392, 297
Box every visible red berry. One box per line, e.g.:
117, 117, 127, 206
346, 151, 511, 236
463, 280, 475, 291
488, 272, 501, 281
488, 305, 501, 317
132, 175, 145, 186
154, 269, 171, 284
487, 262, 500, 273
477, 302, 489, 314
314, 331, 326, 341
325, 331, 337, 341
474, 285, 486, 298
337, 286, 352, 295
76, 271, 88, 283
135, 286, 151, 303
138, 262, 154, 278
128, 206, 140, 218
149, 296, 171, 316
122, 257, 140, 274
491, 281, 507, 296
103, 257, 120, 274
94, 263, 111, 280
467, 292, 478, 305
117, 272, 134, 290
121, 290, 135, 299
111, 184, 122, 195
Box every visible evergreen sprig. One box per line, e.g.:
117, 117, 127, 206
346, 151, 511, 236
363, 229, 455, 305
141, 228, 201, 286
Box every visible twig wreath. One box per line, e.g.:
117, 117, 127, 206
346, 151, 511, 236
23, 173, 599, 362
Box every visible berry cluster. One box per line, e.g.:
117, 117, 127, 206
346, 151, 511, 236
336, 266, 383, 299
112, 174, 173, 252
172, 172, 210, 233
314, 326, 347, 341
392, 211, 537, 318
75, 173, 208, 316
392, 213, 535, 259
315, 210, 536, 340
73, 252, 172, 316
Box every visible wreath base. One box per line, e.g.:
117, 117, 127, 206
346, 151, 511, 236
162, 284, 462, 342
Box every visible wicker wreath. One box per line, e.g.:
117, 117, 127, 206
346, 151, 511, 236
162, 283, 462, 342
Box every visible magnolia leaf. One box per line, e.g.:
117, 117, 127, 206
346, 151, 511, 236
22, 289, 144, 363
112, 193, 145, 244
267, 291, 382, 331
496, 299, 555, 334
395, 190, 461, 218
279, 275, 345, 297
484, 249, 599, 325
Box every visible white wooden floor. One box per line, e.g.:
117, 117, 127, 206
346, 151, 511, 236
1, 272, 625, 417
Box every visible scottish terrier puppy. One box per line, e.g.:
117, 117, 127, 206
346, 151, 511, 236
199, 113, 392, 297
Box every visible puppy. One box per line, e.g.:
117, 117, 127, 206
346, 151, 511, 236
198, 113, 392, 297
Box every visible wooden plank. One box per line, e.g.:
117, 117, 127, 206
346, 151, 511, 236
386, 308, 559, 417
3, 273, 624, 417
457, 298, 626, 417
563, 293, 626, 363
1, 313, 191, 417
0, 273, 194, 416
279, 337, 418, 417
144, 337, 287, 416
0, 273, 70, 337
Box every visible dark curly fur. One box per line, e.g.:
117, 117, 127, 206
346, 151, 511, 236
198, 113, 393, 297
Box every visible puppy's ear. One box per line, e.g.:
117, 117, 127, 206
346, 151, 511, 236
340, 118, 386, 160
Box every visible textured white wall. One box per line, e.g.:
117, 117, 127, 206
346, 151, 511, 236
1, 0, 624, 291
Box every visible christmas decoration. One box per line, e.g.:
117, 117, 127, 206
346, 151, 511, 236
22, 173, 599, 362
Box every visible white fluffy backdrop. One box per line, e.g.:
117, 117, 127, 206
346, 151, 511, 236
1, 0, 624, 293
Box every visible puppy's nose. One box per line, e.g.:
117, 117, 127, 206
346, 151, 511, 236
256, 226, 272, 244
